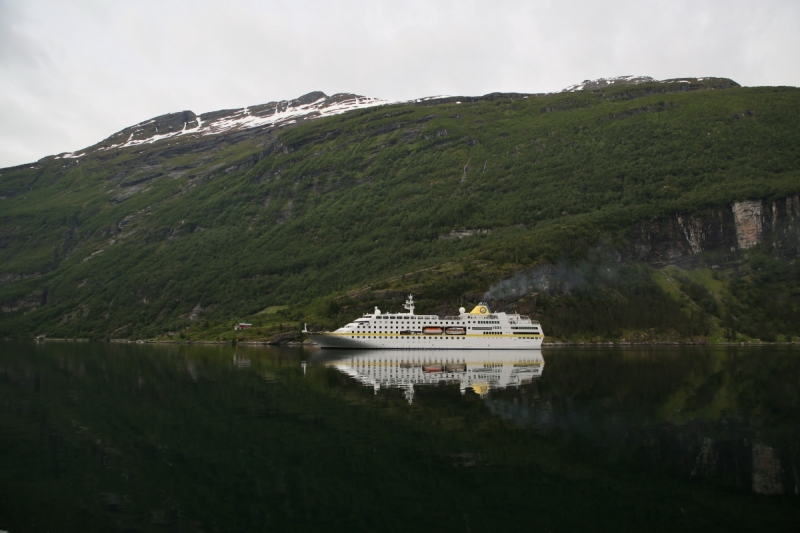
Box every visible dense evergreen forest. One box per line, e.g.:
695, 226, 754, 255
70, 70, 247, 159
0, 78, 798, 342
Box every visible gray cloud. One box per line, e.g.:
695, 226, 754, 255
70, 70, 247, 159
1, 0, 798, 167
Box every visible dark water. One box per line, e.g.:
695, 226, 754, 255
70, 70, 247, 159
1, 342, 799, 532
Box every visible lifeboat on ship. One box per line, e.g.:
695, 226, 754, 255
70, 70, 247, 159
422, 326, 443, 335
445, 326, 466, 335
422, 364, 443, 373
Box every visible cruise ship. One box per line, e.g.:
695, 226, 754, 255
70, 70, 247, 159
306, 295, 544, 349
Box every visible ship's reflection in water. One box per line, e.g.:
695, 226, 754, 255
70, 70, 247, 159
314, 349, 543, 404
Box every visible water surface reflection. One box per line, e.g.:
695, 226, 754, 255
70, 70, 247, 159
318, 347, 800, 500
314, 349, 544, 402
1, 342, 799, 532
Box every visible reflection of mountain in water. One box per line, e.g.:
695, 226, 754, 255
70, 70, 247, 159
317, 349, 544, 403
318, 347, 800, 497
479, 349, 800, 497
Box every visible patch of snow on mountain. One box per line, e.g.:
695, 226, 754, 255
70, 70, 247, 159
118, 127, 193, 148
562, 83, 586, 92
562, 76, 655, 92
55, 152, 85, 159
95, 94, 394, 152
415, 95, 452, 102
199, 95, 391, 137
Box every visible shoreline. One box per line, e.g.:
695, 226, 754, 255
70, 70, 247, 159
7, 338, 799, 347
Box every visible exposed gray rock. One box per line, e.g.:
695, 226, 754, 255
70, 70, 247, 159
2, 291, 43, 313
732, 200, 764, 249
628, 195, 800, 266
188, 302, 203, 321
99, 110, 199, 149
752, 443, 784, 495
562, 76, 740, 93
0, 272, 40, 285
66, 92, 391, 160
440, 228, 492, 240
563, 75, 656, 92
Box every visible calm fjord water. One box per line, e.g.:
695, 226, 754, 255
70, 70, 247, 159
1, 342, 799, 532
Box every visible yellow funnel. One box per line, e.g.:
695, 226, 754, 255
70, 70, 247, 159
469, 304, 491, 315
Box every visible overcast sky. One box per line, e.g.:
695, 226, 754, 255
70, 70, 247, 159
1, 0, 798, 168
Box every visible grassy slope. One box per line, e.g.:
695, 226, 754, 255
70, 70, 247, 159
1, 80, 799, 340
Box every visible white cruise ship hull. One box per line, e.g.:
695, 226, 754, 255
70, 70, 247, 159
309, 296, 544, 350
308, 333, 543, 350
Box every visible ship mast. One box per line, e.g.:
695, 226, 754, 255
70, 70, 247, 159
403, 294, 416, 315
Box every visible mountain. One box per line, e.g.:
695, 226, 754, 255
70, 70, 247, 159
53, 91, 392, 159
560, 75, 731, 92
1, 77, 799, 343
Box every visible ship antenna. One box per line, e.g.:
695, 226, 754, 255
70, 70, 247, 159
403, 294, 416, 315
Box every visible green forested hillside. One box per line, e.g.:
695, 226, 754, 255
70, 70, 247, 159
1, 79, 799, 341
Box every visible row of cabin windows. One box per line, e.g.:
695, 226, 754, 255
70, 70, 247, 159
361, 318, 515, 324
372, 316, 437, 320
355, 321, 462, 326
369, 317, 503, 324
351, 336, 465, 339
360, 321, 498, 325
365, 316, 515, 324
350, 333, 523, 338
357, 321, 510, 331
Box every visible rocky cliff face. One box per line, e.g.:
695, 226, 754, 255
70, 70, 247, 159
629, 195, 800, 266
732, 200, 765, 249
